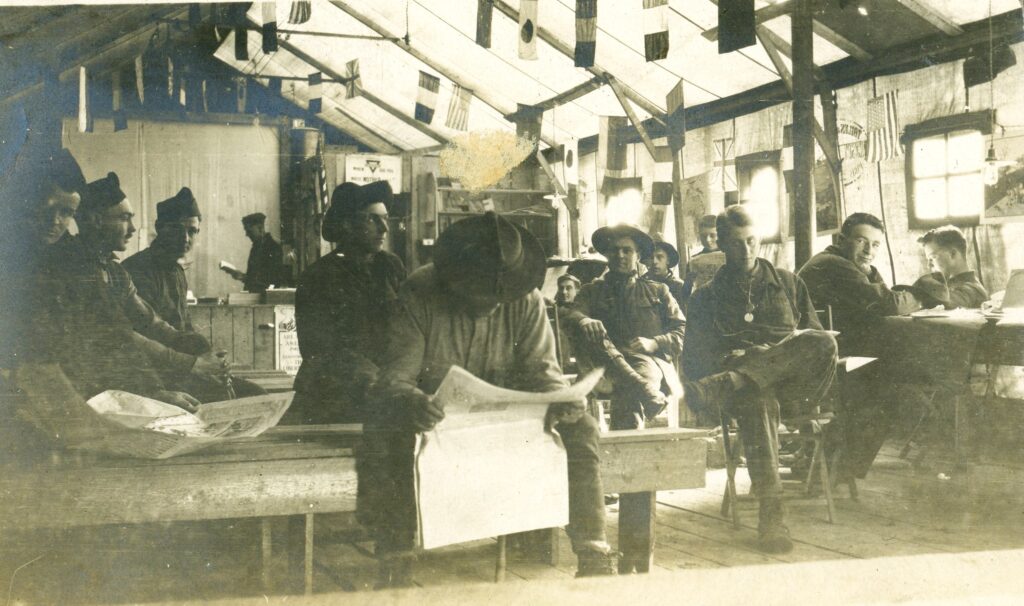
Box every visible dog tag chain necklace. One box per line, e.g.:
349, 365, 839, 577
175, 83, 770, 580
743, 277, 755, 323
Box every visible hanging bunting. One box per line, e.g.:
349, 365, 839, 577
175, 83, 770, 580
345, 59, 361, 99
308, 72, 323, 113
262, 2, 278, 53
563, 137, 579, 186
236, 77, 248, 113
112, 69, 127, 132
600, 116, 633, 195
445, 84, 473, 131
415, 71, 441, 124
518, 0, 538, 60
77, 66, 92, 133
575, 0, 597, 67
652, 146, 673, 205
710, 137, 737, 196
288, 0, 311, 24
643, 0, 669, 62
476, 0, 493, 48
665, 78, 685, 151
316, 133, 329, 214
719, 0, 755, 54
866, 90, 902, 162
269, 76, 283, 96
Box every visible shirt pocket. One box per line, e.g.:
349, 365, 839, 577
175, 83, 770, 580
759, 285, 798, 328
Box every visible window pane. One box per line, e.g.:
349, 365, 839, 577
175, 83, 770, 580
913, 136, 946, 178
914, 178, 947, 220
947, 130, 984, 174
948, 173, 983, 218
748, 165, 779, 238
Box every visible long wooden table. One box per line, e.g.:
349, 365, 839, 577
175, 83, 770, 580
1, 425, 707, 593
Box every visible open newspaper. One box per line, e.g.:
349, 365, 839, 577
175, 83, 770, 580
415, 366, 603, 550
82, 390, 294, 459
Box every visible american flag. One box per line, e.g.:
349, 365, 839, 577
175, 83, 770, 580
445, 84, 472, 131
866, 90, 902, 162
316, 134, 329, 215
288, 0, 311, 24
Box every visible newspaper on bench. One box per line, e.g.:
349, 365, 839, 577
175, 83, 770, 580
81, 390, 294, 459
415, 366, 603, 550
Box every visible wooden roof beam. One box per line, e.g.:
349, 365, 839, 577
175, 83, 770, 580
491, 0, 667, 119
606, 75, 658, 160
271, 35, 448, 146
506, 76, 605, 121
892, 0, 964, 36
327, 0, 557, 147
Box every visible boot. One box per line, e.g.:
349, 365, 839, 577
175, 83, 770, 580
575, 549, 618, 578
374, 552, 416, 590
757, 497, 793, 554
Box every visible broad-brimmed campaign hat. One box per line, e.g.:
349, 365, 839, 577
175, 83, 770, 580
322, 180, 393, 243
591, 224, 654, 260
433, 211, 546, 303
651, 240, 680, 269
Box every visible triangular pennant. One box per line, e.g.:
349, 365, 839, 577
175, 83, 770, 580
308, 72, 322, 113
262, 2, 278, 53
415, 71, 440, 123
476, 0, 493, 48
518, 0, 538, 60
643, 0, 669, 62
575, 0, 597, 67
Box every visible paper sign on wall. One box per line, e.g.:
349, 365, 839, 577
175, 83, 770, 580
344, 153, 402, 192
274, 305, 302, 375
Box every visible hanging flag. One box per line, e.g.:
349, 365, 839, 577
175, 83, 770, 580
316, 133, 329, 215
643, 0, 669, 62
236, 77, 248, 113
308, 72, 322, 113
262, 2, 278, 53
710, 137, 737, 193
653, 145, 673, 205
563, 137, 579, 186
518, 0, 538, 60
235, 26, 248, 61
575, 0, 597, 67
476, 0, 493, 48
112, 69, 127, 132
288, 0, 311, 24
415, 71, 441, 124
269, 76, 282, 96
77, 66, 92, 133
345, 59, 361, 99
719, 0, 755, 54
134, 55, 145, 105
866, 90, 901, 162
600, 116, 632, 195
445, 84, 473, 131
665, 78, 685, 151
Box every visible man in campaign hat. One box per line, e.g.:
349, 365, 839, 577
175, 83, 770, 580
367, 212, 615, 586
222, 212, 286, 293
563, 224, 685, 431
289, 180, 405, 425
642, 240, 686, 307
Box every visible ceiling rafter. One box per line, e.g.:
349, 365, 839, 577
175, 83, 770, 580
271, 34, 449, 146
490, 0, 667, 120
506, 76, 606, 120
327, 0, 557, 147
891, 0, 964, 36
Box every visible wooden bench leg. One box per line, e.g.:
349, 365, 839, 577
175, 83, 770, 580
495, 535, 507, 582
617, 491, 655, 574
287, 514, 315, 595
261, 518, 274, 592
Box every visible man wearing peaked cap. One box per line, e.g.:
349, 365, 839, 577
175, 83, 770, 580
223, 212, 287, 293
366, 212, 616, 586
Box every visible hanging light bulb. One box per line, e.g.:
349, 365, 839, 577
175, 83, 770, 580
983, 146, 1001, 186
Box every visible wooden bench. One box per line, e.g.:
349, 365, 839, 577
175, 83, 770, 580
1, 424, 706, 593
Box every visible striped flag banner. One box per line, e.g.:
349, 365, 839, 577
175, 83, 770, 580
78, 66, 92, 133
652, 145, 674, 205
643, 0, 669, 62
288, 0, 311, 24
476, 0, 493, 48
866, 90, 901, 162
600, 116, 630, 195
519, 0, 538, 60
415, 71, 441, 123
345, 59, 361, 99
575, 0, 597, 67
262, 2, 278, 53
445, 84, 473, 131
316, 133, 329, 214
308, 72, 322, 114
711, 137, 737, 193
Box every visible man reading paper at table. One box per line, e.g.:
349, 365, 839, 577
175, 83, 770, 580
683, 206, 838, 554
366, 213, 615, 588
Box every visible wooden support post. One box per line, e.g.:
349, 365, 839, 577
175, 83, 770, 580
287, 513, 315, 595
671, 148, 690, 266
261, 517, 274, 591
819, 87, 847, 219
618, 492, 656, 574
495, 535, 507, 582
791, 0, 815, 268
607, 75, 658, 160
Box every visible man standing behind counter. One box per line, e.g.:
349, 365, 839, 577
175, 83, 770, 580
222, 212, 286, 293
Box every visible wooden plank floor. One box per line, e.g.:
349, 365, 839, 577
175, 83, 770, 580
4, 444, 1024, 603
